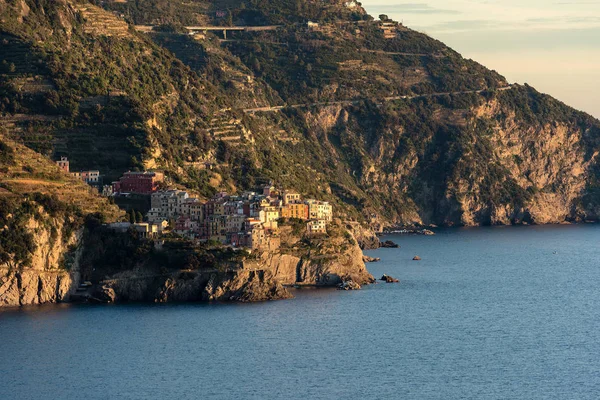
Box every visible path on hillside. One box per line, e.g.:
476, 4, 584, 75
361, 49, 446, 58
217, 41, 444, 58
243, 85, 514, 113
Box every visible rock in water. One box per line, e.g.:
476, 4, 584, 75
94, 285, 116, 303
337, 281, 361, 290
413, 256, 421, 261
380, 274, 399, 283
363, 255, 381, 263
380, 240, 399, 248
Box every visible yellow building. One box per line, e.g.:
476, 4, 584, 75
213, 202, 225, 216
283, 191, 301, 205
259, 206, 280, 229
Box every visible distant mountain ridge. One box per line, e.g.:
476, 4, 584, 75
1, 0, 600, 227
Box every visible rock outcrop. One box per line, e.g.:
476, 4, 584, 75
380, 240, 400, 248
345, 222, 381, 250
93, 269, 292, 304
0, 217, 83, 307
0, 269, 73, 307
80, 225, 374, 305
380, 274, 399, 283
363, 255, 380, 263
247, 235, 375, 288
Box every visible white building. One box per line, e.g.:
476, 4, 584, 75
307, 220, 327, 234
306, 200, 333, 221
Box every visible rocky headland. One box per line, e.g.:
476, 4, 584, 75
1, 218, 375, 307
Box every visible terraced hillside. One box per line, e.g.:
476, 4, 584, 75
2, 0, 600, 226
0, 134, 122, 218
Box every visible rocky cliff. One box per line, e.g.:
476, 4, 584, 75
0, 136, 121, 307
0, 218, 82, 307
94, 268, 292, 303
248, 230, 374, 287
89, 222, 373, 304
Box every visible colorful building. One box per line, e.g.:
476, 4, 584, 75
71, 170, 100, 185
283, 191, 301, 205
306, 200, 333, 221
280, 203, 309, 220
113, 171, 164, 194
56, 157, 69, 173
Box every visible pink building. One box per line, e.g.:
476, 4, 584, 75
56, 157, 69, 173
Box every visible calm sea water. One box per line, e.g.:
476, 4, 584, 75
2, 225, 600, 399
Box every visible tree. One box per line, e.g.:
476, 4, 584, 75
379, 14, 389, 21
136, 211, 143, 223
129, 210, 135, 224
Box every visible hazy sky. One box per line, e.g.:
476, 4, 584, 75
361, 0, 600, 118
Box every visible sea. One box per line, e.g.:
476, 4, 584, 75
1, 225, 600, 399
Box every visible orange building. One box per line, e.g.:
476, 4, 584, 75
280, 203, 309, 220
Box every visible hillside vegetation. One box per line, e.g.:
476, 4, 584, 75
0, 133, 121, 270
1, 0, 600, 226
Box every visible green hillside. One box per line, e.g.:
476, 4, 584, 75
2, 0, 600, 226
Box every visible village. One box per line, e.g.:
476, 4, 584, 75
56, 157, 333, 251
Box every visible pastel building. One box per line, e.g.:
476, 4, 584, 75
306, 200, 333, 221
259, 206, 280, 230
56, 157, 69, 173
283, 191, 301, 205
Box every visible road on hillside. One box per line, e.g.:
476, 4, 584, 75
243, 85, 514, 113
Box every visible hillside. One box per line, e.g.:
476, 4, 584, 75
1, 0, 600, 227
0, 133, 122, 306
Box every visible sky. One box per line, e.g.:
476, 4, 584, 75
361, 0, 600, 118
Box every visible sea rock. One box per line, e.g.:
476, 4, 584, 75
337, 280, 361, 290
413, 256, 421, 261
380, 274, 399, 283
363, 255, 381, 263
94, 285, 116, 303
380, 240, 399, 248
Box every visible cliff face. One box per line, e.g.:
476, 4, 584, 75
60, 217, 373, 306
0, 270, 73, 307
0, 218, 82, 307
94, 269, 292, 304
335, 86, 600, 226
0, 136, 121, 308
247, 231, 374, 287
